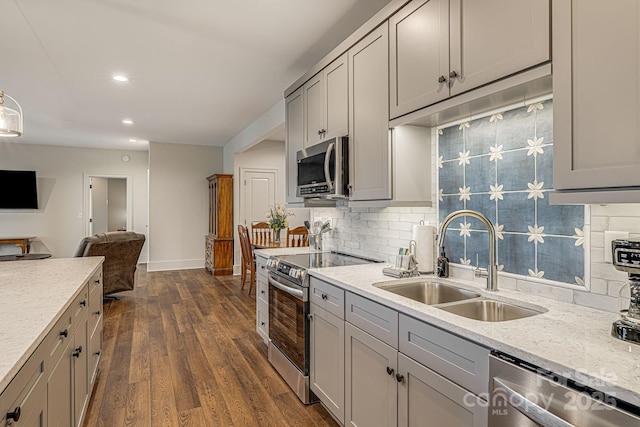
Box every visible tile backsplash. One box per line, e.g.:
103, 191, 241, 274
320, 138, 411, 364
312, 100, 638, 314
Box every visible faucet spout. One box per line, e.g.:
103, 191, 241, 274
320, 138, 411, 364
437, 210, 499, 292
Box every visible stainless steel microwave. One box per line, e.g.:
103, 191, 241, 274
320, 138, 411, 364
296, 136, 349, 198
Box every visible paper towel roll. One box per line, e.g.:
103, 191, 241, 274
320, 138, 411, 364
412, 224, 435, 273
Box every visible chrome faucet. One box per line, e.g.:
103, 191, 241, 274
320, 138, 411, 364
437, 210, 499, 292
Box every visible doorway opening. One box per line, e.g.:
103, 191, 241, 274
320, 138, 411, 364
83, 174, 132, 236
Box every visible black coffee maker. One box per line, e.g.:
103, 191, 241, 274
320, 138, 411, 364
611, 239, 640, 344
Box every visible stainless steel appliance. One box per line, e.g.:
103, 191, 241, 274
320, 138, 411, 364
266, 251, 381, 403
611, 238, 640, 344
296, 136, 348, 199
489, 352, 640, 426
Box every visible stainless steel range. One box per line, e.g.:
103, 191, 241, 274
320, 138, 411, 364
265, 251, 381, 403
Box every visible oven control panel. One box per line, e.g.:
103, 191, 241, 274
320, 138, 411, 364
612, 238, 640, 274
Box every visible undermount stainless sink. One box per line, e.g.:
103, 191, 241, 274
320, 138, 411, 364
374, 281, 481, 305
437, 299, 545, 322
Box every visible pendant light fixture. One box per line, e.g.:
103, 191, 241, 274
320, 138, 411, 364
0, 90, 24, 137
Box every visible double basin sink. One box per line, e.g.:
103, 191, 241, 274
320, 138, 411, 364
373, 280, 546, 322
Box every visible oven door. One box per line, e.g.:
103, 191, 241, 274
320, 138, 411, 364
268, 272, 308, 374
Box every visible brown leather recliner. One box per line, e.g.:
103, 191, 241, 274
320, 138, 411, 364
73, 231, 146, 296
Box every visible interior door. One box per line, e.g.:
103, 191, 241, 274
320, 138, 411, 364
89, 177, 108, 235
240, 169, 276, 227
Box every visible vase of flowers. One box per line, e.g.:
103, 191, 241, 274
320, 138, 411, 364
266, 203, 293, 243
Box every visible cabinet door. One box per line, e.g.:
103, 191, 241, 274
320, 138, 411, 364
349, 23, 391, 201
390, 0, 449, 118
324, 53, 349, 139
285, 87, 304, 204
48, 340, 73, 427
398, 354, 487, 427
304, 73, 325, 147
554, 0, 640, 190
73, 321, 89, 427
449, 0, 550, 96
345, 323, 397, 427
310, 304, 345, 424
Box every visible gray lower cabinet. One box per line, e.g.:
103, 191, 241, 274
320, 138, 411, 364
1, 268, 102, 427
310, 303, 345, 424
255, 255, 269, 344
345, 322, 397, 427
398, 353, 487, 427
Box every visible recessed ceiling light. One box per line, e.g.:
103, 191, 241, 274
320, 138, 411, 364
129, 139, 137, 143
122, 119, 133, 125
113, 75, 129, 82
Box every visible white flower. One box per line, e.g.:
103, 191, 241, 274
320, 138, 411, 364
528, 268, 545, 278
437, 155, 444, 169
459, 222, 471, 237
438, 188, 444, 202
527, 102, 544, 113
460, 258, 471, 265
490, 113, 503, 123
489, 144, 504, 162
527, 137, 545, 157
458, 122, 470, 130
573, 228, 585, 246
438, 128, 444, 135
527, 180, 545, 200
458, 150, 471, 166
575, 277, 585, 286
527, 225, 545, 244
490, 184, 504, 201
495, 223, 504, 240
497, 264, 504, 271
458, 186, 471, 202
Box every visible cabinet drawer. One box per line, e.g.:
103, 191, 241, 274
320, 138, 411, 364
70, 286, 89, 334
346, 292, 398, 348
257, 275, 268, 305
89, 317, 102, 387
88, 294, 102, 340
310, 277, 345, 319
0, 341, 47, 426
399, 314, 489, 396
257, 300, 268, 343
44, 308, 74, 367
256, 256, 268, 279
88, 270, 102, 302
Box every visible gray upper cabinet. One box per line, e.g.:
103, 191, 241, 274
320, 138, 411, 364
390, 0, 550, 120
285, 87, 304, 205
349, 24, 391, 201
552, 0, 640, 199
304, 54, 349, 147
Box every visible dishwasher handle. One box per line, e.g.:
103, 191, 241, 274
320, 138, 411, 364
493, 377, 575, 427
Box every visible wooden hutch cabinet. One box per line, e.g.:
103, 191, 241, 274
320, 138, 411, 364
205, 174, 233, 275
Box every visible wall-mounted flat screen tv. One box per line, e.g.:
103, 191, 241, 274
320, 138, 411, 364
0, 170, 38, 209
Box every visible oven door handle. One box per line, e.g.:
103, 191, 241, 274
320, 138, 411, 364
493, 378, 575, 427
268, 275, 304, 300
324, 142, 335, 190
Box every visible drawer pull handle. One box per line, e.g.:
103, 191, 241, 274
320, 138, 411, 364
396, 373, 404, 383
93, 310, 101, 316
261, 290, 265, 294
80, 299, 87, 307
307, 314, 313, 320
321, 293, 328, 300
94, 279, 100, 284
59, 329, 68, 338
449, 70, 459, 79
7, 406, 21, 422
438, 75, 447, 83
73, 346, 83, 358
386, 366, 394, 376
261, 322, 266, 326
94, 351, 101, 356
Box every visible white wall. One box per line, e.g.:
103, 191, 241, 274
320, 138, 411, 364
233, 140, 309, 270
0, 140, 149, 259
148, 141, 223, 271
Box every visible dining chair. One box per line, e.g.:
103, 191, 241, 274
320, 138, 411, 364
237, 225, 256, 295
251, 221, 273, 247
287, 226, 309, 247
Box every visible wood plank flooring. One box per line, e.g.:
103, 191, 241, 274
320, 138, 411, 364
83, 266, 339, 427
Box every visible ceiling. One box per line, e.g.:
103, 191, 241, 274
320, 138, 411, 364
2, 0, 390, 151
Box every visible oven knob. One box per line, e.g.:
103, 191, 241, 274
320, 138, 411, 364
289, 268, 304, 280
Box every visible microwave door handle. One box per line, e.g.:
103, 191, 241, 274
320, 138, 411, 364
324, 142, 335, 190
493, 378, 575, 427
268, 275, 304, 300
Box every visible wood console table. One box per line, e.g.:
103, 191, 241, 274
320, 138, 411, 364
0, 237, 35, 254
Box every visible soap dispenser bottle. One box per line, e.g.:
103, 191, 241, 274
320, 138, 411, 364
437, 247, 449, 277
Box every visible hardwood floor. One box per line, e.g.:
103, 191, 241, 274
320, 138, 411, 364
83, 266, 339, 427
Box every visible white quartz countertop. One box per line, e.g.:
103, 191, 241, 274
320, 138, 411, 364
307, 262, 640, 406
0, 257, 103, 393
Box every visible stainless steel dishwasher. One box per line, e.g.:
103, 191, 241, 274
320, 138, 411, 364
489, 352, 640, 426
